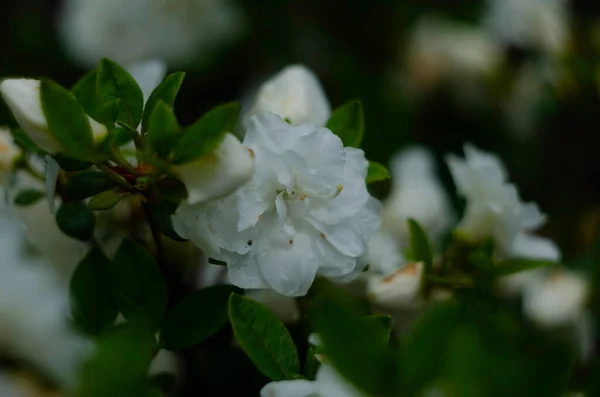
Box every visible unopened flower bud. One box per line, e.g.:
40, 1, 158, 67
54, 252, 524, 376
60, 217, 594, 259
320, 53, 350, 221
366, 262, 424, 309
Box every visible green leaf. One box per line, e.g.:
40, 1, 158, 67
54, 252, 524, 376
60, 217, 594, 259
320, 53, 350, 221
228, 293, 300, 381
77, 325, 158, 397
70, 248, 118, 336
155, 177, 188, 208
13, 189, 44, 206
160, 285, 241, 350
63, 171, 119, 200
88, 189, 130, 211
142, 72, 185, 133
492, 258, 557, 277
72, 70, 101, 122
312, 287, 399, 396
54, 152, 92, 171
56, 201, 96, 241
303, 346, 320, 381
364, 314, 393, 344
111, 238, 167, 330
408, 218, 433, 276
97, 58, 144, 128
148, 202, 187, 242
171, 102, 240, 164
366, 161, 390, 184
11, 127, 44, 154
148, 372, 176, 394
41, 79, 94, 159
146, 101, 180, 158
326, 100, 364, 148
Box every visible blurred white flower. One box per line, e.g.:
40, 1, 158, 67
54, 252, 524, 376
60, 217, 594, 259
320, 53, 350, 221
261, 362, 367, 397
523, 269, 588, 328
366, 262, 424, 309
174, 112, 381, 297
404, 15, 502, 93
126, 59, 168, 103
245, 289, 300, 324
173, 133, 255, 205
149, 349, 182, 386
382, 146, 454, 246
365, 231, 405, 275
0, 127, 20, 184
242, 65, 331, 127
483, 0, 570, 55
446, 144, 546, 256
0, 79, 107, 154
59, 0, 243, 68
0, 214, 90, 387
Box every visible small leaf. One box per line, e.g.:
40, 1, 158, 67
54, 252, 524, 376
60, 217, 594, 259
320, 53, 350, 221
303, 347, 319, 380
326, 100, 364, 148
72, 70, 101, 122
228, 293, 300, 381
88, 189, 130, 211
155, 177, 188, 208
70, 248, 118, 336
146, 101, 180, 158
492, 258, 557, 277
148, 372, 176, 394
161, 285, 241, 350
13, 190, 44, 206
54, 153, 92, 171
97, 58, 144, 127
111, 238, 167, 331
366, 161, 390, 184
142, 72, 185, 133
407, 218, 433, 275
41, 79, 94, 159
171, 102, 240, 164
148, 202, 187, 242
56, 201, 96, 241
364, 314, 393, 344
64, 171, 119, 200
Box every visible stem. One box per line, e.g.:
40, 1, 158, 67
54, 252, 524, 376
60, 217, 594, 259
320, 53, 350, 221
143, 202, 168, 271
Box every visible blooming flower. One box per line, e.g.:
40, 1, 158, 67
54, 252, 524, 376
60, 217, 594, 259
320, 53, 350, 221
242, 65, 331, 127
365, 231, 405, 276
261, 362, 367, 397
58, 0, 243, 68
482, 0, 570, 56
366, 262, 424, 309
523, 269, 588, 328
0, 213, 90, 387
0, 127, 20, 184
446, 144, 546, 256
0, 79, 107, 154
174, 112, 381, 297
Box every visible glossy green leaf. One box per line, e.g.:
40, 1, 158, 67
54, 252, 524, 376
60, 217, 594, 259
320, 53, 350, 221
110, 238, 167, 330
228, 293, 300, 381
161, 285, 241, 350
171, 102, 239, 164
326, 100, 364, 148
72, 69, 101, 122
56, 201, 96, 241
146, 101, 180, 158
148, 202, 186, 242
63, 171, 119, 200
364, 314, 393, 344
54, 152, 92, 171
88, 189, 130, 211
97, 58, 144, 128
70, 248, 118, 336
41, 79, 94, 159
492, 258, 557, 277
13, 189, 44, 206
142, 72, 185, 132
366, 161, 390, 184
408, 218, 433, 275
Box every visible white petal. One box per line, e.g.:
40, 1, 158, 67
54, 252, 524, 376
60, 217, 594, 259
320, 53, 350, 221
366, 263, 424, 309
260, 379, 318, 397
44, 156, 60, 215
246, 289, 300, 324
510, 233, 561, 261
226, 254, 268, 290
174, 133, 254, 205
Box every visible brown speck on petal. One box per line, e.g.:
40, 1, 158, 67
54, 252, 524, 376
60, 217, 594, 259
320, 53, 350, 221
258, 214, 261, 221
320, 233, 326, 239
382, 263, 418, 283
247, 147, 255, 158
299, 195, 306, 201
289, 239, 293, 245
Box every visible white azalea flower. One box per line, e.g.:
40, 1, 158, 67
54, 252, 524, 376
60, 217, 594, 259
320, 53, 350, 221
523, 269, 588, 328
382, 146, 454, 246
0, 214, 90, 387
242, 64, 331, 127
0, 79, 107, 154
366, 262, 424, 309
483, 0, 570, 55
446, 144, 546, 256
365, 231, 405, 275
173, 133, 255, 205
0, 127, 20, 184
261, 362, 367, 397
174, 112, 381, 297
404, 15, 502, 93
58, 0, 243, 68
245, 289, 300, 324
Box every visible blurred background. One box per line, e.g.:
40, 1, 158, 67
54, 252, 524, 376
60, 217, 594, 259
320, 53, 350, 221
0, 0, 599, 394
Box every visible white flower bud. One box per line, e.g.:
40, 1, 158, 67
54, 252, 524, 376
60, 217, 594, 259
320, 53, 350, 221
173, 133, 255, 205
366, 262, 424, 309
0, 127, 20, 184
0, 78, 107, 154
523, 269, 588, 328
